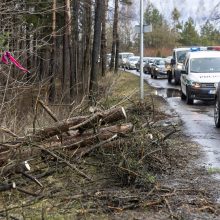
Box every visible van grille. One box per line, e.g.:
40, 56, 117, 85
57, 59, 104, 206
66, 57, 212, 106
201, 83, 215, 88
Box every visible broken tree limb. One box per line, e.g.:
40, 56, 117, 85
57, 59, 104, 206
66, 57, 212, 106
33, 144, 92, 181
0, 127, 19, 138
23, 107, 126, 143
0, 161, 31, 177
76, 134, 118, 158
38, 100, 59, 122
38, 99, 71, 137
21, 172, 43, 187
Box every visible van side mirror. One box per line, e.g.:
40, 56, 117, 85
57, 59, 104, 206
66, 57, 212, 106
171, 58, 176, 65
181, 70, 187, 74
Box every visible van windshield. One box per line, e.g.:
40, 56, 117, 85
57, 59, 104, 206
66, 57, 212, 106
176, 50, 189, 63
190, 57, 220, 73
121, 53, 134, 59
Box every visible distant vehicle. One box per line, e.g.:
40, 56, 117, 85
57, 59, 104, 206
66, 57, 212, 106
143, 57, 161, 74
168, 47, 191, 85
119, 52, 134, 68
164, 56, 172, 73
207, 46, 220, 51
151, 58, 167, 79
136, 57, 150, 72
180, 49, 220, 105
106, 53, 111, 66
125, 56, 139, 70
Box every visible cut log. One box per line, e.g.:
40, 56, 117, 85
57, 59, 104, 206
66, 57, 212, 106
0, 182, 16, 192
77, 107, 127, 133
0, 161, 31, 177
62, 123, 133, 149
23, 107, 126, 143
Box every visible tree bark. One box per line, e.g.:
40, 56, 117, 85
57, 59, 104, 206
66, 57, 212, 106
82, 0, 92, 94
22, 107, 127, 143
89, 0, 103, 96
48, 0, 56, 102
110, 0, 119, 71
101, 0, 108, 76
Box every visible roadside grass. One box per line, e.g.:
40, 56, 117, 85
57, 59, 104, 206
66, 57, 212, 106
100, 70, 158, 109
207, 167, 220, 174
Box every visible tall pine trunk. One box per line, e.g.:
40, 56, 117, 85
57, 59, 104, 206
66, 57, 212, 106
109, 0, 119, 72
89, 0, 103, 97
62, 0, 71, 102
81, 0, 92, 95
101, 0, 108, 77
71, 0, 79, 99
48, 0, 56, 102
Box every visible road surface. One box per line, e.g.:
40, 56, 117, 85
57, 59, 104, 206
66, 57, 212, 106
129, 70, 220, 176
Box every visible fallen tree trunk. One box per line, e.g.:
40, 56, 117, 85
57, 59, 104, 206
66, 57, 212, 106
62, 123, 133, 149
22, 107, 126, 143
1, 123, 133, 164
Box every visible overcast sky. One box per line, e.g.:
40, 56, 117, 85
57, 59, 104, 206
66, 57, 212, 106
141, 0, 220, 27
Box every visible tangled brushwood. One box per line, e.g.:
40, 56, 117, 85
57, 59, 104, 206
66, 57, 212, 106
0, 96, 218, 219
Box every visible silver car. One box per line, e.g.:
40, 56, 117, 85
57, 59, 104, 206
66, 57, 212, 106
125, 56, 139, 70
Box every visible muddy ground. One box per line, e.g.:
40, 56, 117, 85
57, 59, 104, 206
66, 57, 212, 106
0, 72, 220, 220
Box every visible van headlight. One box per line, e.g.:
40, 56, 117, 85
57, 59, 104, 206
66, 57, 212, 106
214, 82, 219, 88
177, 64, 182, 70
190, 81, 201, 88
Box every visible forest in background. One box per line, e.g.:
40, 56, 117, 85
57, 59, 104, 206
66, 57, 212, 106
0, 0, 220, 104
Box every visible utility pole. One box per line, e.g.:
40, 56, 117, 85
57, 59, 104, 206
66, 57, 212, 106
140, 0, 144, 100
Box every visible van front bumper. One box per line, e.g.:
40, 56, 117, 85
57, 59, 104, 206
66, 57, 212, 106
188, 86, 216, 100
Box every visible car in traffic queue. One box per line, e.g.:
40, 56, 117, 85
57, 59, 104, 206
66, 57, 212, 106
180, 50, 220, 105
143, 57, 161, 74
125, 56, 139, 70
151, 58, 167, 79
136, 57, 150, 72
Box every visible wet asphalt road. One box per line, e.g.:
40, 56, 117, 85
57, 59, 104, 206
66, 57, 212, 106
129, 70, 220, 172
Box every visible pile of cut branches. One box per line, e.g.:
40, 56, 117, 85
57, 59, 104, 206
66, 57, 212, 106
0, 99, 134, 193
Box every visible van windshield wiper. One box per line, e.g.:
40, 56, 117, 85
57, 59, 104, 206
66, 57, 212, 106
190, 70, 200, 73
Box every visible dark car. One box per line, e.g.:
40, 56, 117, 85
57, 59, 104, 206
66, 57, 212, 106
214, 82, 220, 127
136, 57, 150, 72
151, 58, 167, 79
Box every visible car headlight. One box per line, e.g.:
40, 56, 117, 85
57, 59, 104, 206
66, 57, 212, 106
177, 64, 182, 70
155, 68, 158, 71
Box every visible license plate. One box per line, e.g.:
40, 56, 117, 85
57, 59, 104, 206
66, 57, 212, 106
209, 90, 216, 94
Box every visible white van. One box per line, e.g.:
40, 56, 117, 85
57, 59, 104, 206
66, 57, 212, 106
168, 47, 191, 85
180, 50, 220, 104
119, 52, 134, 68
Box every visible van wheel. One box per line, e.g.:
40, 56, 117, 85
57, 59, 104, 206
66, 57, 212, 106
214, 98, 220, 128
181, 86, 186, 100
168, 71, 172, 83
174, 77, 179, 85
186, 87, 193, 105
181, 92, 186, 100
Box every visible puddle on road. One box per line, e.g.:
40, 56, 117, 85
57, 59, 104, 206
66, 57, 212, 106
153, 88, 181, 98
